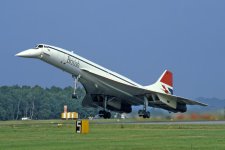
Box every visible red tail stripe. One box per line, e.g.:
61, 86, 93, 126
160, 70, 173, 87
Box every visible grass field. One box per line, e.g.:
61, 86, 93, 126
0, 120, 225, 150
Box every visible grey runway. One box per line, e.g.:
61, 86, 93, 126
91, 120, 225, 125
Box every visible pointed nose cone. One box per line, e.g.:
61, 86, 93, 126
15, 49, 42, 58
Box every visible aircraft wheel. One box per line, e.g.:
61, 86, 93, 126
106, 112, 111, 119
72, 93, 78, 99
103, 112, 107, 119
99, 110, 104, 117
102, 111, 111, 119
146, 111, 150, 118
143, 111, 150, 118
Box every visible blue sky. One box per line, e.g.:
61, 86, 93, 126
0, 0, 225, 99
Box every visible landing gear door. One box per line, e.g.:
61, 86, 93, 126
157, 93, 177, 109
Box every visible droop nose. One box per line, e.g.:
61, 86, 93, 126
15, 49, 42, 58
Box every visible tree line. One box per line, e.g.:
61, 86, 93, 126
0, 85, 97, 120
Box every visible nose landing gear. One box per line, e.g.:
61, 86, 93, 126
72, 75, 80, 99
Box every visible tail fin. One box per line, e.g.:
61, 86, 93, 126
145, 70, 174, 95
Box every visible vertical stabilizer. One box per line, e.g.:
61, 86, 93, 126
145, 70, 174, 95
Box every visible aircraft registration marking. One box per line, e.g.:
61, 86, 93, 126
66, 55, 80, 68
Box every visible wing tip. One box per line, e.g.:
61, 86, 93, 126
200, 103, 208, 107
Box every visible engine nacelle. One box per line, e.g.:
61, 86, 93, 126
121, 103, 132, 113
107, 100, 132, 113
176, 103, 187, 113
107, 103, 132, 113
91, 95, 132, 113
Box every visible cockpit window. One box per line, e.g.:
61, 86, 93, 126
35, 44, 45, 49
37, 45, 44, 48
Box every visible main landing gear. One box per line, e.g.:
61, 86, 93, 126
138, 96, 150, 118
72, 75, 80, 99
99, 110, 111, 119
98, 96, 111, 119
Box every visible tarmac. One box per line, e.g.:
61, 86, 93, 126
92, 120, 225, 125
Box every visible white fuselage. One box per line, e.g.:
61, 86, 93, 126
17, 44, 142, 88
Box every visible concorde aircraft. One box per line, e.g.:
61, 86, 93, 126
16, 44, 207, 119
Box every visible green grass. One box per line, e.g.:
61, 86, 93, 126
0, 120, 225, 150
